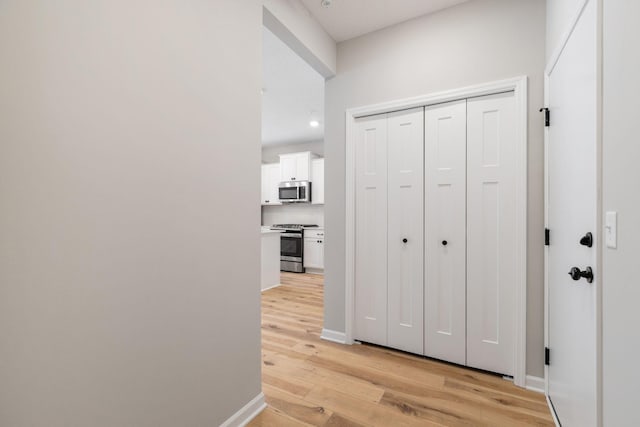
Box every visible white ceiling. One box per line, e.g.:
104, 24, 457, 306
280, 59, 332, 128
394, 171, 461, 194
300, 0, 470, 42
262, 26, 325, 146
261, 1, 470, 146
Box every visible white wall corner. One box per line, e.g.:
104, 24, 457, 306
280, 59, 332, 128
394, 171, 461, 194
219, 393, 266, 427
321, 328, 348, 344
525, 375, 545, 394
263, 0, 336, 78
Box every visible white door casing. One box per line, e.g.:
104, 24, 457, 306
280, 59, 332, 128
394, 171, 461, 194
387, 108, 424, 354
424, 100, 467, 365
466, 92, 517, 376
546, 0, 598, 425
354, 114, 388, 346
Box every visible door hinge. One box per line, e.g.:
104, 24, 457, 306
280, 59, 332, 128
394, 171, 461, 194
539, 107, 550, 127
545, 228, 550, 246
545, 347, 550, 366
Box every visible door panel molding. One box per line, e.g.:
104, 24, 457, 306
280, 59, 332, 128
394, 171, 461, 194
345, 76, 528, 387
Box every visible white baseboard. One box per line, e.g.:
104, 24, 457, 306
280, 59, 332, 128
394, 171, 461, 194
261, 283, 281, 292
219, 392, 266, 427
546, 394, 561, 427
525, 375, 545, 394
320, 328, 348, 344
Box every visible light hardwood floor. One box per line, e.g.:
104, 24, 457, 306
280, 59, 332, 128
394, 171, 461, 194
249, 272, 553, 427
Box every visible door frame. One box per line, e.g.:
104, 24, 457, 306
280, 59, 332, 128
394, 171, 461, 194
543, 0, 603, 424
344, 76, 529, 387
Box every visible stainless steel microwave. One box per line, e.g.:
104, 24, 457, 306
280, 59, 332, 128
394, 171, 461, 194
278, 181, 311, 203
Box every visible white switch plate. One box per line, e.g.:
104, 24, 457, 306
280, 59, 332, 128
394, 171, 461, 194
605, 211, 617, 249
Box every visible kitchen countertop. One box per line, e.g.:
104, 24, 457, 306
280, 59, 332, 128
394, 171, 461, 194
261, 227, 283, 235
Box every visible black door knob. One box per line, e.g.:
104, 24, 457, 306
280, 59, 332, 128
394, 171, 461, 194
580, 232, 593, 248
442, 240, 448, 246
568, 266, 594, 283
402, 238, 408, 243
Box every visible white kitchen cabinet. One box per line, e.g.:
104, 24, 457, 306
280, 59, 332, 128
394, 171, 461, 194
304, 229, 324, 270
311, 158, 324, 204
279, 152, 313, 182
261, 229, 282, 290
261, 163, 281, 206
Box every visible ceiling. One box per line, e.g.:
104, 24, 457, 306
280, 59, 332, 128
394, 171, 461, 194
262, 26, 325, 146
261, 1, 470, 146
300, 0, 470, 42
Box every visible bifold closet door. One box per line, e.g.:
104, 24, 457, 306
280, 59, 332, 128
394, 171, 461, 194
387, 108, 424, 354
424, 100, 467, 365
466, 92, 517, 376
354, 113, 388, 346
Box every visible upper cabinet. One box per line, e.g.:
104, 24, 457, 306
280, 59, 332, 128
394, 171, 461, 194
279, 152, 314, 182
311, 158, 325, 205
261, 163, 281, 206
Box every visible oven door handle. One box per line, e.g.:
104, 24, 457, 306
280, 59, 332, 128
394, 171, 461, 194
281, 233, 303, 238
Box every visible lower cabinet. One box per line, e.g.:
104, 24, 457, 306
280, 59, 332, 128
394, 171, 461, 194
304, 229, 324, 270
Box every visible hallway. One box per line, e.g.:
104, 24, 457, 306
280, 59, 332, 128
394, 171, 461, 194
249, 273, 553, 426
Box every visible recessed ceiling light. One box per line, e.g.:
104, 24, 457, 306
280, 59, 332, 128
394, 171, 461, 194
320, 0, 332, 8
309, 120, 320, 128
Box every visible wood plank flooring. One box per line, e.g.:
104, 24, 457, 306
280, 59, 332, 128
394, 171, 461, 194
249, 272, 553, 427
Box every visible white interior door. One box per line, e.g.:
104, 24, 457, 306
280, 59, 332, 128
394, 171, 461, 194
547, 1, 598, 425
387, 108, 424, 354
466, 92, 517, 376
354, 114, 388, 346
424, 100, 467, 364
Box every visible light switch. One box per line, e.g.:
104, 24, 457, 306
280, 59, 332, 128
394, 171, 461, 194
605, 211, 617, 249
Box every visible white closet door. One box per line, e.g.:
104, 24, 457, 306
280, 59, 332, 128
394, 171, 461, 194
387, 108, 424, 354
424, 100, 467, 365
354, 114, 388, 346
466, 92, 517, 375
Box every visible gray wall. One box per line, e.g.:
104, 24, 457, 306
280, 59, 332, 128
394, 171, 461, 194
602, 0, 640, 424
0, 1, 262, 426
262, 140, 324, 163
324, 0, 547, 377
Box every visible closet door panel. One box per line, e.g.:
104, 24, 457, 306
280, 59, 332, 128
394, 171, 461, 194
387, 108, 424, 354
354, 114, 388, 346
466, 92, 517, 375
424, 100, 467, 364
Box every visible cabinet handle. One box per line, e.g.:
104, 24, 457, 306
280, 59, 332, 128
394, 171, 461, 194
265, 200, 269, 203
442, 240, 448, 246
402, 238, 408, 243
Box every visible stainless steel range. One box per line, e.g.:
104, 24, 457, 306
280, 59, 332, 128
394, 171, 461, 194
270, 224, 318, 273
